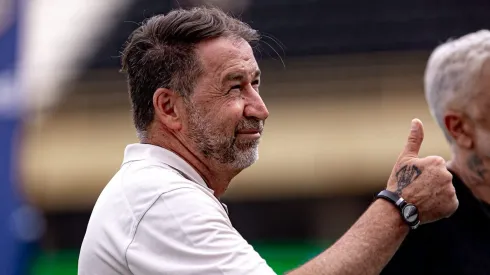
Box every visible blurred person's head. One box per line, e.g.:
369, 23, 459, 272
425, 30, 490, 186
120, 7, 269, 194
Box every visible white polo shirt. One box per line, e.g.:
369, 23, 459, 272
78, 143, 276, 275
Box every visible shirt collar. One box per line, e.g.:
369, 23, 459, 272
122, 143, 210, 192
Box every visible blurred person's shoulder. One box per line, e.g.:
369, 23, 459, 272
381, 170, 490, 275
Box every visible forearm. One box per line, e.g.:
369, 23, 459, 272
288, 199, 409, 275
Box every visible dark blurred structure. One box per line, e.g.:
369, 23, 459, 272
22, 1, 490, 274
87, 0, 490, 69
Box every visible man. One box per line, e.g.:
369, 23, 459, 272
78, 7, 458, 275
382, 30, 490, 275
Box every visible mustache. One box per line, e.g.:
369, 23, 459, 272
236, 119, 264, 133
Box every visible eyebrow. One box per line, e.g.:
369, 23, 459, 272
223, 70, 261, 83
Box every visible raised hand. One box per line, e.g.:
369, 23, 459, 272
386, 119, 459, 224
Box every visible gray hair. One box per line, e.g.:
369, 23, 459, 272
424, 30, 490, 142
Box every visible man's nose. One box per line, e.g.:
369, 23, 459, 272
243, 88, 269, 121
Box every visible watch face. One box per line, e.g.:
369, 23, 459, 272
402, 204, 419, 223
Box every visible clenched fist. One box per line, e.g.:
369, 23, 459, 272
386, 119, 459, 224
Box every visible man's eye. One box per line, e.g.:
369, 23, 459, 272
229, 85, 241, 93
252, 80, 260, 86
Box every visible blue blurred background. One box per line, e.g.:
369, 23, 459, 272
2, 0, 490, 274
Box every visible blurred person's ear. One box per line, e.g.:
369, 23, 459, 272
153, 88, 183, 130
445, 112, 475, 149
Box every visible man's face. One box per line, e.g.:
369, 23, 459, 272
469, 64, 490, 180
183, 37, 269, 170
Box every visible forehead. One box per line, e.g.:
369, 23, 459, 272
195, 37, 258, 79
473, 60, 490, 122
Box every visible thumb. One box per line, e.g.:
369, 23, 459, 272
400, 118, 425, 159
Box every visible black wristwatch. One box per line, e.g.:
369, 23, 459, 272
376, 190, 420, 230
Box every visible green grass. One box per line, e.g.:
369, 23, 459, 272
30, 241, 331, 275
251, 240, 332, 274
30, 250, 79, 275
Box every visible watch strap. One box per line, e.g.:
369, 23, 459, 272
377, 190, 406, 208
376, 190, 420, 230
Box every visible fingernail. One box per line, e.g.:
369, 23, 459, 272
411, 119, 417, 130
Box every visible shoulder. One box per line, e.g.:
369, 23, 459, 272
120, 159, 230, 232
105, 159, 215, 222
125, 187, 275, 275
121, 159, 193, 190
136, 186, 231, 236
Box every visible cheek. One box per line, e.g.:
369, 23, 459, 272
475, 127, 490, 158
211, 104, 240, 138
218, 99, 244, 123
195, 97, 244, 134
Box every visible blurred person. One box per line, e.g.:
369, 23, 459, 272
78, 7, 458, 275
382, 30, 490, 275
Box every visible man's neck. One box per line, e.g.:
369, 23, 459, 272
142, 132, 235, 198
448, 154, 490, 204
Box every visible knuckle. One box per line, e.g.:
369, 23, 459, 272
444, 183, 456, 196
453, 197, 460, 210
448, 198, 459, 216
442, 175, 454, 187
408, 135, 421, 146
429, 156, 446, 166
445, 169, 454, 179
440, 188, 459, 217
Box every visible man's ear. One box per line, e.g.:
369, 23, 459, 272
153, 88, 182, 130
444, 111, 475, 149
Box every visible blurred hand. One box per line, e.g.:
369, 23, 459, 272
386, 119, 459, 224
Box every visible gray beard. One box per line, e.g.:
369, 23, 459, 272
186, 104, 261, 170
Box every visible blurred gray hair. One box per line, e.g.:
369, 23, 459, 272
424, 30, 490, 142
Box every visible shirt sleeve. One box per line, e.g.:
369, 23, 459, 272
125, 186, 277, 275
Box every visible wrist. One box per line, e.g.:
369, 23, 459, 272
372, 199, 410, 235
376, 189, 421, 230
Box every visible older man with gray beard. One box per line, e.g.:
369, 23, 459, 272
382, 30, 490, 275
78, 7, 459, 275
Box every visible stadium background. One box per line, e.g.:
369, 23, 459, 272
2, 0, 490, 274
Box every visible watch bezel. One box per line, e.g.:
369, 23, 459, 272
401, 203, 420, 229
376, 190, 421, 230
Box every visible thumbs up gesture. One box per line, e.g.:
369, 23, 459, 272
386, 119, 459, 224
